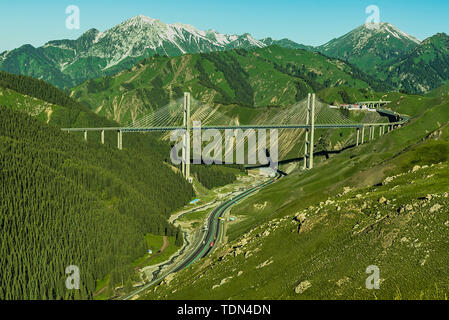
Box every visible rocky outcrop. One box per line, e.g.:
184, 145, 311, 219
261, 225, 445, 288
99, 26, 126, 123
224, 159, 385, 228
294, 280, 312, 294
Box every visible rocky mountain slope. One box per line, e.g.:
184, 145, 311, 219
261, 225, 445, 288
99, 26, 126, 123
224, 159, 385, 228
317, 23, 421, 75
0, 15, 276, 89
4, 16, 449, 95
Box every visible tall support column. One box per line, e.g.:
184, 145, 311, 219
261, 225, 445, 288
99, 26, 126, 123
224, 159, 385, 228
309, 93, 316, 169
101, 130, 105, 145
303, 93, 311, 170
361, 126, 365, 144
356, 128, 360, 146
182, 99, 186, 176
181, 136, 186, 176
117, 130, 123, 150
120, 131, 123, 150
379, 126, 382, 137
84, 130, 87, 141
184, 92, 191, 180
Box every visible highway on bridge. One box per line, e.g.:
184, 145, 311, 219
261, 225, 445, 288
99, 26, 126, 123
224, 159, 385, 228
122, 174, 280, 300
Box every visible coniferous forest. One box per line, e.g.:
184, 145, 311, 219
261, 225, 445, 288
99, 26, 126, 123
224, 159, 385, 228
0, 106, 195, 299
190, 165, 246, 189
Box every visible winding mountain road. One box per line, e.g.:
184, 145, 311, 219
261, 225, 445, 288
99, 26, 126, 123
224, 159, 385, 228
122, 174, 279, 300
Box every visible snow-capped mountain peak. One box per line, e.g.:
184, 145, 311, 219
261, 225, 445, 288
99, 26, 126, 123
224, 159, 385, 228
363, 22, 421, 44
77, 15, 267, 69
317, 22, 421, 75
126, 14, 159, 26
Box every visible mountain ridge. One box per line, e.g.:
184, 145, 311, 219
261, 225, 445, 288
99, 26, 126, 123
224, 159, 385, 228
70, 45, 374, 124
3, 17, 449, 94
0, 15, 276, 88
0, 15, 312, 89
316, 22, 421, 75
383, 32, 449, 93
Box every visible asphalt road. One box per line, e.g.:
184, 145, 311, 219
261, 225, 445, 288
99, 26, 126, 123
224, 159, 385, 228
173, 174, 280, 271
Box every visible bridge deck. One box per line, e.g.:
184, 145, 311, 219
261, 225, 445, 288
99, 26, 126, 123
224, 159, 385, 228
61, 108, 407, 132
62, 121, 406, 132
356, 101, 391, 104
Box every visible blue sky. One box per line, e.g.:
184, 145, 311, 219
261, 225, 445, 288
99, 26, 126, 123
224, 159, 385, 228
0, 0, 448, 52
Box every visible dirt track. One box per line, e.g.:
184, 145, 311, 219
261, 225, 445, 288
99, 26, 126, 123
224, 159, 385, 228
160, 236, 169, 253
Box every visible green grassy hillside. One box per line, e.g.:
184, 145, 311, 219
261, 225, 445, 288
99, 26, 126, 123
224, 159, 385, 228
0, 71, 118, 128
382, 33, 449, 94
71, 46, 375, 124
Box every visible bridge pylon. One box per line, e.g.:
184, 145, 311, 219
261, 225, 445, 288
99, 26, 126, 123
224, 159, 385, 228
182, 92, 191, 182
303, 93, 315, 170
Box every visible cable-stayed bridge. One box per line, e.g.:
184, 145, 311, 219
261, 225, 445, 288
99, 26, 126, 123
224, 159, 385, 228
62, 93, 408, 175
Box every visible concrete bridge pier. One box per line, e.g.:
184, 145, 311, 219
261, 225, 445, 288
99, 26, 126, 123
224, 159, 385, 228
117, 130, 123, 150
356, 128, 360, 146
361, 126, 365, 144
101, 130, 105, 145
183, 92, 191, 180
303, 93, 315, 170
303, 127, 309, 170
84, 130, 87, 141
309, 94, 315, 169
303, 93, 311, 170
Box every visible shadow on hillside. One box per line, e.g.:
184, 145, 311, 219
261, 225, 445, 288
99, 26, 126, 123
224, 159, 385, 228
245, 143, 357, 174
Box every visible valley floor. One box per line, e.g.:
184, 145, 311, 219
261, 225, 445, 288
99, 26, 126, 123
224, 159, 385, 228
120, 172, 270, 300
